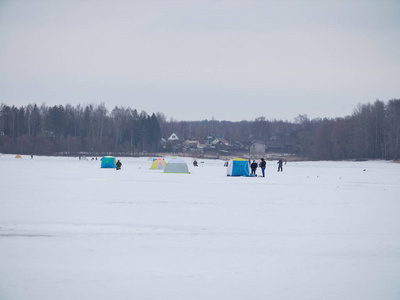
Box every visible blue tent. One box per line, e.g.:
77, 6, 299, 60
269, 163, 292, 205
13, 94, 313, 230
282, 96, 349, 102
227, 158, 250, 176
101, 156, 116, 168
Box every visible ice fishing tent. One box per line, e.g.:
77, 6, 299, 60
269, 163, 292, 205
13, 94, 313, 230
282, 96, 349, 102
164, 157, 190, 174
101, 156, 116, 168
227, 158, 250, 176
150, 158, 167, 170
15, 155, 22, 158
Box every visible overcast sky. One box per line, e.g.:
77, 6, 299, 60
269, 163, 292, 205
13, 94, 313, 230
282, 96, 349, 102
1, 0, 399, 121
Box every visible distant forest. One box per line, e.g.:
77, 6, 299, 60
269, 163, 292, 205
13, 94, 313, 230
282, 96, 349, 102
1, 99, 399, 160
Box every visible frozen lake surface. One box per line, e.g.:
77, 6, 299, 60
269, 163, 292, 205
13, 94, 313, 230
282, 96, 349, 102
1, 155, 400, 300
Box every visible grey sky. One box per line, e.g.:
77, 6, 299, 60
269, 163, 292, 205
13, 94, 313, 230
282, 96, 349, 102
1, 0, 399, 121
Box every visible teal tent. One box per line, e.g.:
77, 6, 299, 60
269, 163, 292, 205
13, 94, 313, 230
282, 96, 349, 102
227, 158, 250, 176
101, 156, 116, 168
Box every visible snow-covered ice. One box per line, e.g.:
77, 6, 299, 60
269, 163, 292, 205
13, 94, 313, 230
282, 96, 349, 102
1, 155, 399, 300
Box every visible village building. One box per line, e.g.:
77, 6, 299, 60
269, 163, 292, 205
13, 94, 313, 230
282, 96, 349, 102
167, 132, 181, 142
211, 138, 231, 150
250, 140, 266, 155
183, 137, 206, 152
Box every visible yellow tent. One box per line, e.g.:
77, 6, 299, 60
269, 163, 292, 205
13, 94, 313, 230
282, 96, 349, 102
15, 155, 22, 158
150, 158, 167, 170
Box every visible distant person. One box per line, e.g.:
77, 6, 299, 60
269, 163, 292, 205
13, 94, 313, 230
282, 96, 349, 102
193, 160, 198, 167
251, 160, 258, 176
116, 160, 122, 170
259, 158, 266, 177
277, 159, 283, 172
31, 154, 33, 159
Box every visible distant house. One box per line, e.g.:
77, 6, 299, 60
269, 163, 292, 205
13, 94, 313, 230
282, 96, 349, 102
204, 134, 223, 145
166, 132, 184, 153
250, 140, 266, 155
204, 135, 214, 145
236, 141, 251, 151
183, 140, 198, 148
192, 137, 205, 145
211, 138, 230, 150
183, 137, 206, 151
168, 132, 181, 142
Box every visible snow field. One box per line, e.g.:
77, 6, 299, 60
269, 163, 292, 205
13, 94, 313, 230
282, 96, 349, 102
0, 155, 399, 300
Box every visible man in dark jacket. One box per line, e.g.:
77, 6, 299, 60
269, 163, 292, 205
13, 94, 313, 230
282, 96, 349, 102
277, 159, 283, 172
251, 160, 258, 176
116, 160, 122, 170
259, 158, 266, 177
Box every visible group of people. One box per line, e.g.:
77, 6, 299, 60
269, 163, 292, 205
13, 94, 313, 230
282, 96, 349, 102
250, 158, 266, 177
250, 158, 285, 177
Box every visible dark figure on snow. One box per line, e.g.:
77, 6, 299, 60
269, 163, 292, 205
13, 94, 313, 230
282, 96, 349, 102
116, 160, 122, 170
277, 159, 283, 172
193, 160, 198, 167
251, 160, 258, 176
259, 158, 266, 177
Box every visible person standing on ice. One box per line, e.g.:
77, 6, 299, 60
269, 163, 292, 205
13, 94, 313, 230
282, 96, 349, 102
277, 159, 283, 172
116, 160, 122, 170
251, 160, 258, 176
259, 158, 266, 177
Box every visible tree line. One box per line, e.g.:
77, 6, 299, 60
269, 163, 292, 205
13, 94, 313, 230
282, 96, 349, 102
0, 99, 399, 160
0, 103, 161, 155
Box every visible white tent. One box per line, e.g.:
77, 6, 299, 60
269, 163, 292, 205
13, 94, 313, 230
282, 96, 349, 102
164, 157, 190, 174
